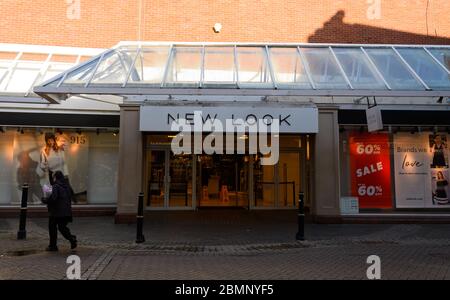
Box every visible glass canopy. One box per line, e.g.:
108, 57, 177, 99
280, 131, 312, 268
0, 43, 102, 103
34, 43, 450, 102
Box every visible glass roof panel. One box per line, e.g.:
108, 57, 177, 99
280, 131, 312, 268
32, 42, 450, 102
3, 61, 41, 92
236, 47, 272, 86
61, 56, 101, 86
300, 47, 349, 89
164, 46, 202, 87
38, 62, 73, 84
128, 46, 170, 85
332, 47, 386, 89
397, 48, 450, 90
89, 50, 135, 85
0, 60, 10, 87
365, 48, 424, 90
427, 48, 450, 72
203, 46, 236, 86
269, 47, 311, 88
44, 75, 64, 87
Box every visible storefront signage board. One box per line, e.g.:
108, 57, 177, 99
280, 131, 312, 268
139, 105, 318, 133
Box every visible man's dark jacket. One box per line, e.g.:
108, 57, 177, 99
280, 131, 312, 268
44, 179, 73, 218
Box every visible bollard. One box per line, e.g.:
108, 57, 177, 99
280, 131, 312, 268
296, 192, 305, 241
136, 192, 145, 243
17, 183, 29, 240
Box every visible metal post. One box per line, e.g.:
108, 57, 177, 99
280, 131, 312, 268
296, 192, 305, 241
17, 183, 29, 240
136, 192, 145, 243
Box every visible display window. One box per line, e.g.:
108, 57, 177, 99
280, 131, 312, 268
0, 127, 119, 205
341, 128, 450, 211
394, 132, 450, 208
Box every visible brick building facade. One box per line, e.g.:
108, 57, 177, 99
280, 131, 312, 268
0, 0, 449, 48
0, 1, 449, 222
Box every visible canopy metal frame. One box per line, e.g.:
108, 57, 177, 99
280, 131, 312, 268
0, 43, 103, 103
33, 42, 450, 102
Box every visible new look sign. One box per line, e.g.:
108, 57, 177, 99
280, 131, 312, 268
139, 105, 318, 133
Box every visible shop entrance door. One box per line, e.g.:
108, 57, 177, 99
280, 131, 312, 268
254, 150, 304, 208
146, 147, 194, 209
198, 154, 250, 207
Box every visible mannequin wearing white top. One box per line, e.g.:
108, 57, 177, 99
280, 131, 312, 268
37, 133, 69, 186
40, 148, 69, 176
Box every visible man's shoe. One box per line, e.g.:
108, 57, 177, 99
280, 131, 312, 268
70, 237, 77, 250
45, 246, 58, 252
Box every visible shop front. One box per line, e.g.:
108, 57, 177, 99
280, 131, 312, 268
0, 115, 120, 212
339, 110, 450, 216
30, 42, 450, 222
139, 104, 317, 210
143, 134, 307, 210
0, 43, 120, 215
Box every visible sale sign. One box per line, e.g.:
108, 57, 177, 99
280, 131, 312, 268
349, 132, 392, 208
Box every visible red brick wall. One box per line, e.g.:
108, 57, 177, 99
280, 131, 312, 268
0, 0, 449, 48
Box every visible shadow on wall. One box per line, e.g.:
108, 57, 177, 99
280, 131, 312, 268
308, 10, 450, 45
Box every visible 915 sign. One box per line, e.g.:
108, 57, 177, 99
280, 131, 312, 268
70, 135, 86, 145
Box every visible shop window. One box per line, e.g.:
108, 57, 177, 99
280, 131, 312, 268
340, 127, 450, 212
0, 128, 119, 206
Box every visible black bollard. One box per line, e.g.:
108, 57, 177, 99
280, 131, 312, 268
296, 192, 305, 241
136, 192, 145, 243
17, 183, 29, 240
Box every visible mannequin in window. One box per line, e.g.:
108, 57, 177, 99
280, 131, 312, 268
37, 133, 74, 203
431, 135, 447, 168
434, 171, 448, 204
38, 133, 69, 184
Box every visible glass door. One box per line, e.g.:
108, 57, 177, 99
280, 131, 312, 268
147, 149, 167, 207
146, 147, 194, 209
278, 151, 301, 208
168, 152, 193, 207
198, 154, 250, 207
253, 151, 302, 208
254, 154, 276, 207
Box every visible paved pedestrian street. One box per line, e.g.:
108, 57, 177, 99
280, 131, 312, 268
1, 211, 450, 280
